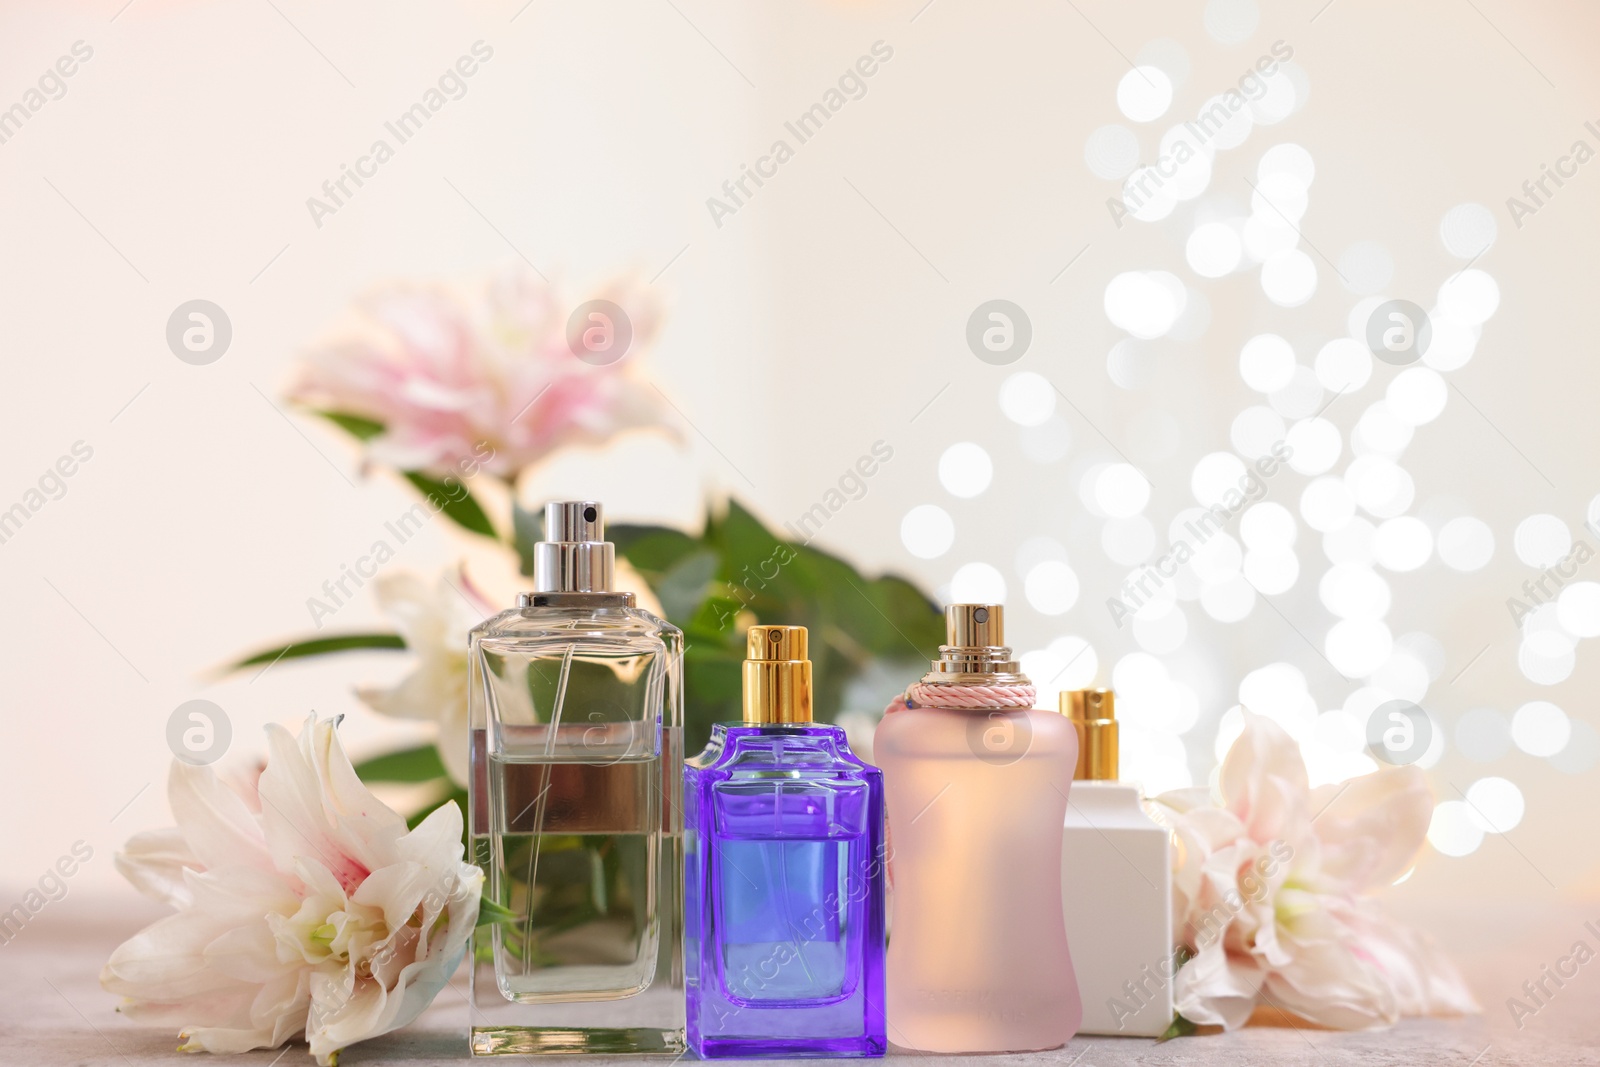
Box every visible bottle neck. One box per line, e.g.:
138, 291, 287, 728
517, 590, 635, 609
1070, 715, 1118, 781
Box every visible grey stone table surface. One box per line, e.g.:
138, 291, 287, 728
4, 895, 1595, 1066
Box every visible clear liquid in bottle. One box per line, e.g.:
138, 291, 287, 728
468, 502, 684, 1056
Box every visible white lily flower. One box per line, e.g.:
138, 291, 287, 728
101, 716, 482, 1065
357, 570, 489, 787
1153, 712, 1477, 1031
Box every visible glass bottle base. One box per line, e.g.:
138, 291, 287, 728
470, 1026, 687, 1056
693, 1035, 887, 1059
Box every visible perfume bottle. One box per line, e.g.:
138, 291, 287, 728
1060, 688, 1174, 1037
873, 605, 1081, 1052
467, 501, 685, 1056
684, 626, 887, 1059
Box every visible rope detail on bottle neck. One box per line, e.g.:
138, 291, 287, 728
898, 681, 1038, 710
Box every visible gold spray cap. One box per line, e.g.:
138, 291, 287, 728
743, 625, 813, 725
1063, 688, 1118, 780
921, 604, 1029, 686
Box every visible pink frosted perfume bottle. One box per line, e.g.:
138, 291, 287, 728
873, 604, 1081, 1052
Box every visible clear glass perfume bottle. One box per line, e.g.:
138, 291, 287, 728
873, 604, 1081, 1053
1060, 688, 1174, 1037
684, 626, 887, 1059
468, 501, 685, 1056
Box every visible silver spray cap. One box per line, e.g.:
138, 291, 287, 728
531, 501, 615, 593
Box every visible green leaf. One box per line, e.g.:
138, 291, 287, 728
684, 644, 743, 691
836, 568, 944, 661
403, 471, 497, 538
318, 410, 385, 441
720, 499, 786, 578
353, 745, 448, 782
588, 497, 945, 753
654, 549, 720, 624
608, 526, 702, 574
684, 594, 745, 646
476, 897, 519, 928
231, 632, 406, 669
512, 501, 544, 576
1157, 1014, 1198, 1042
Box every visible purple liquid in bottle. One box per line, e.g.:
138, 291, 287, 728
684, 627, 886, 1059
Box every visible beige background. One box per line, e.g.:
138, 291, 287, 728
1, 0, 1596, 962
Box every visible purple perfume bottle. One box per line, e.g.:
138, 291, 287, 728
684, 625, 887, 1059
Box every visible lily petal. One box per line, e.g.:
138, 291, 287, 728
113, 827, 200, 909
168, 758, 271, 875
1311, 766, 1432, 892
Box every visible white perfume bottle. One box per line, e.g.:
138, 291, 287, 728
1060, 688, 1174, 1037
